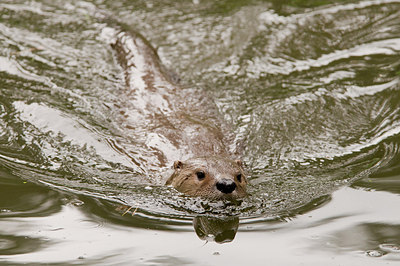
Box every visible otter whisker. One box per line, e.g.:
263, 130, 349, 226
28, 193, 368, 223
122, 205, 135, 216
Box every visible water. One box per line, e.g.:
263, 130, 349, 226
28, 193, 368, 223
0, 0, 400, 264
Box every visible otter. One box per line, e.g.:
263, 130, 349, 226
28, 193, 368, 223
103, 20, 247, 199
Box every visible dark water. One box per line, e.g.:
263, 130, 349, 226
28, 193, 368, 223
1, 0, 400, 264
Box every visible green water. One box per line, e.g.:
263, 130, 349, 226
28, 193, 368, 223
1, 0, 400, 264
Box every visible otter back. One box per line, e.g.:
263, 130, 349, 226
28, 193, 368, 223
101, 23, 237, 182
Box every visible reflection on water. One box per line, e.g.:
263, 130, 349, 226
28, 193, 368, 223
0, 0, 400, 264
194, 216, 239, 243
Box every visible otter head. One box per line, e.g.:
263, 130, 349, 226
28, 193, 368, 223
165, 156, 247, 200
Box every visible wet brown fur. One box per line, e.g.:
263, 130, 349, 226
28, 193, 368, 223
108, 20, 247, 199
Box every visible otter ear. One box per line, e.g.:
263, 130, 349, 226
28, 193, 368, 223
166, 161, 183, 186
235, 160, 243, 168
173, 160, 183, 170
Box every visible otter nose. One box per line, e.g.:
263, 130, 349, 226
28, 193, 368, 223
216, 179, 236, 194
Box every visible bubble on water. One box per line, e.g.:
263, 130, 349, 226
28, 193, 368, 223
71, 200, 85, 207
61, 197, 84, 207
365, 250, 383, 257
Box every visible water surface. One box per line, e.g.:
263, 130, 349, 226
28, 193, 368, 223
0, 0, 400, 264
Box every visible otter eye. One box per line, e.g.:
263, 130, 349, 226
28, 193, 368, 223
196, 171, 205, 181
236, 174, 242, 182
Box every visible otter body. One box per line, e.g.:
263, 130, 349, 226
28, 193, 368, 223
106, 23, 247, 199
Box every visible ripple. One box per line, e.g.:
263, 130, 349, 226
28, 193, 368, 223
379, 243, 400, 253
0, 167, 63, 218
0, 235, 45, 255
0, 238, 15, 250
247, 39, 400, 76
12, 101, 136, 170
